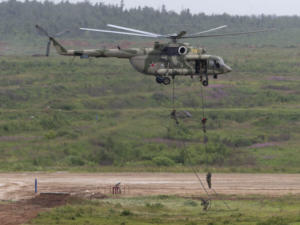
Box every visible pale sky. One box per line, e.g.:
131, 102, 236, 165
61, 0, 300, 16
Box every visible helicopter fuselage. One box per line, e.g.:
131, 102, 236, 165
62, 42, 231, 76
51, 37, 231, 86
128, 42, 232, 77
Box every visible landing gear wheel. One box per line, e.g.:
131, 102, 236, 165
156, 76, 163, 84
202, 80, 209, 86
213, 74, 218, 79
163, 77, 171, 85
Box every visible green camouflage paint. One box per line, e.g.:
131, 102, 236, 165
51, 37, 232, 78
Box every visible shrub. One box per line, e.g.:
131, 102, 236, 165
67, 156, 85, 166
145, 202, 164, 210
157, 195, 169, 200
57, 130, 79, 139
153, 156, 175, 166
120, 210, 132, 216
39, 113, 69, 130
184, 200, 198, 207
222, 136, 256, 147
45, 130, 57, 139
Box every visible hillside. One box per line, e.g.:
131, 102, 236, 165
0, 44, 300, 172
0, 0, 300, 55
0, 1, 299, 172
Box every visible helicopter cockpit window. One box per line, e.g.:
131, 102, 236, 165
162, 47, 180, 56
216, 58, 225, 68
218, 58, 225, 65
209, 58, 223, 69
208, 59, 215, 68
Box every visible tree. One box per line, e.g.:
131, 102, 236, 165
120, 0, 124, 11
161, 4, 166, 13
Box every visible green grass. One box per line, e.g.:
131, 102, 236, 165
26, 195, 300, 225
0, 45, 300, 172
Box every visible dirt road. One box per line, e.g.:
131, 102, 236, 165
0, 193, 70, 225
0, 173, 299, 201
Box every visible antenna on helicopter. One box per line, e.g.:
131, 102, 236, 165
80, 24, 275, 43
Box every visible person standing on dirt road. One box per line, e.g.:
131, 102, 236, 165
206, 172, 212, 189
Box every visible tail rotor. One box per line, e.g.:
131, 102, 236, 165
46, 39, 51, 56
36, 25, 70, 57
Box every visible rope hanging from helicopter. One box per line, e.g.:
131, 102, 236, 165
169, 76, 231, 210
199, 84, 231, 210
169, 75, 211, 205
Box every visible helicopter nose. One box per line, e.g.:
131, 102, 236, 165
224, 64, 232, 73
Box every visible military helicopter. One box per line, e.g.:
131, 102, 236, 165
36, 24, 272, 86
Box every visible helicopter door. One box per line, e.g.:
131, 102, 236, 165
201, 60, 207, 74
195, 60, 200, 74
195, 60, 207, 74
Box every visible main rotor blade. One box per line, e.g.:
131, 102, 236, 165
184, 29, 276, 38
80, 28, 159, 38
55, 30, 70, 37
107, 24, 161, 37
35, 24, 50, 37
189, 25, 227, 36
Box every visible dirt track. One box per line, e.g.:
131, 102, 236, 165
0, 193, 70, 225
0, 173, 299, 201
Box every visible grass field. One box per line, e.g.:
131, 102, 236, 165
0, 45, 300, 172
26, 195, 300, 225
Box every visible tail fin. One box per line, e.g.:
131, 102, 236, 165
49, 37, 67, 55
36, 25, 68, 55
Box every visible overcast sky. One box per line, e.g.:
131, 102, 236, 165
62, 0, 300, 16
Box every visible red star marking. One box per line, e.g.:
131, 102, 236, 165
151, 63, 155, 67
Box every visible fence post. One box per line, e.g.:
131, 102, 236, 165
35, 178, 38, 194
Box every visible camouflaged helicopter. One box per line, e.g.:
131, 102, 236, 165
36, 24, 271, 86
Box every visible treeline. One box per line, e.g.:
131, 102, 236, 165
0, 0, 300, 43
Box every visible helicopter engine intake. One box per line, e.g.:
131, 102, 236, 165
178, 46, 188, 55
